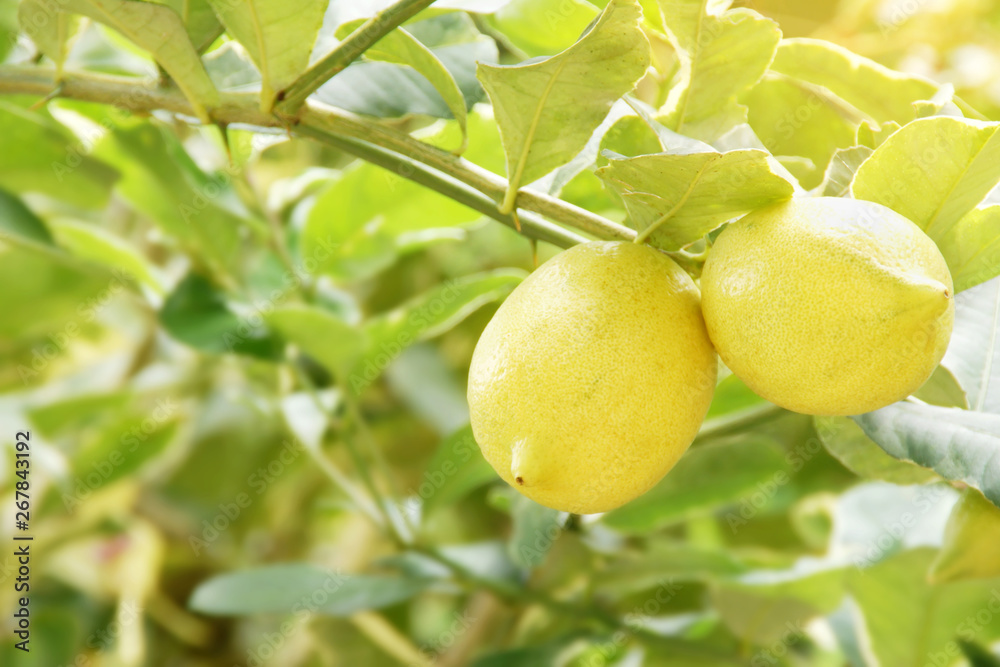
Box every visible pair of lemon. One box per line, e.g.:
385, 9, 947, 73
467, 197, 954, 514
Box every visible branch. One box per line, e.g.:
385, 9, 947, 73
301, 104, 637, 242
295, 124, 587, 248
0, 66, 625, 247
276, 0, 440, 113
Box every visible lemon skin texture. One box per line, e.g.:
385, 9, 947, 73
700, 197, 954, 416
467, 241, 717, 514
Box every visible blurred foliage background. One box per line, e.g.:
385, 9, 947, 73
2, 0, 1000, 666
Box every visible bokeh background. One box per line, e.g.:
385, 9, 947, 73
2, 0, 1000, 665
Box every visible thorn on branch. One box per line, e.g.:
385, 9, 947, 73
29, 81, 64, 111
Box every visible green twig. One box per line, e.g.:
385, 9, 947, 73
336, 377, 417, 543
301, 104, 636, 242
0, 66, 631, 246
277, 0, 440, 113
286, 359, 397, 538
695, 402, 785, 441
295, 124, 587, 248
412, 545, 734, 659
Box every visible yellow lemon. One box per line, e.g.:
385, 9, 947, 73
467, 241, 717, 514
700, 197, 954, 416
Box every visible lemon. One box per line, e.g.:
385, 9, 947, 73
467, 241, 717, 514
700, 197, 954, 416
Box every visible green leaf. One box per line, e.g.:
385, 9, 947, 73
303, 138, 494, 280
704, 374, 767, 420
929, 489, 1000, 583
384, 542, 521, 586
335, 20, 470, 153
815, 415, 937, 484
18, 0, 82, 76
314, 39, 497, 121
507, 493, 562, 569
40, 0, 219, 118
28, 390, 131, 438
421, 425, 496, 515
602, 436, 790, 533
322, 1, 508, 34
937, 205, 1000, 292
914, 84, 966, 119
203, 40, 262, 91
848, 549, 1000, 667
961, 641, 1000, 667
744, 37, 936, 187
597, 542, 746, 599
149, 0, 221, 51
912, 364, 969, 409
348, 269, 525, 393
0, 187, 54, 247
852, 403, 1000, 508
597, 149, 794, 249
206, 0, 328, 111
94, 122, 244, 275
598, 115, 667, 165
427, 109, 507, 176
395, 227, 466, 254
385, 344, 468, 435
403, 11, 490, 46
712, 568, 845, 645
483, 0, 598, 57
307, 111, 504, 229
188, 564, 431, 616
659, 3, 781, 139
72, 412, 179, 492
818, 145, 872, 197
769, 38, 938, 124
477, 0, 650, 212
942, 277, 1000, 412
809, 481, 956, 570
160, 273, 283, 359
856, 119, 901, 149
742, 72, 859, 188
0, 2, 17, 62
0, 605, 80, 667
851, 117, 1000, 245
0, 101, 118, 209
0, 249, 108, 345
51, 220, 164, 294
265, 305, 364, 376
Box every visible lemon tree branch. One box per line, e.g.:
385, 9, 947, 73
0, 65, 623, 247
276, 0, 440, 113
